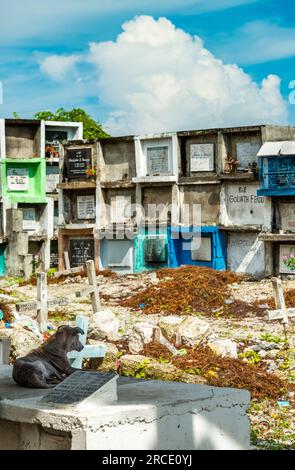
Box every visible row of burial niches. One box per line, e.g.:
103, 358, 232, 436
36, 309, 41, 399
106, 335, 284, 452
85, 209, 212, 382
178, 129, 262, 178
99, 226, 227, 274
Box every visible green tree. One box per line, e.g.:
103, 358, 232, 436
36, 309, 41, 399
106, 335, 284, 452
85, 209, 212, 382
34, 107, 110, 140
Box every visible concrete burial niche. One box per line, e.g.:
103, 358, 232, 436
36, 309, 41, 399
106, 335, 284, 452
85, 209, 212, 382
99, 187, 135, 228
100, 238, 134, 274
134, 227, 171, 273
178, 132, 218, 177
0, 366, 251, 450
63, 144, 96, 182
133, 133, 179, 183
99, 137, 136, 182
18, 202, 52, 236
63, 189, 96, 224
4, 119, 42, 160
227, 232, 265, 277
45, 121, 83, 161
142, 185, 173, 225
1, 159, 46, 204
279, 199, 295, 232
180, 183, 221, 226
170, 226, 227, 271
58, 229, 98, 270
225, 131, 261, 171
220, 183, 270, 229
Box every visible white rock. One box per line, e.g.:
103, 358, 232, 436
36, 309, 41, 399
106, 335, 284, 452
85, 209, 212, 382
91, 309, 120, 341
178, 317, 210, 347
159, 315, 210, 347
10, 329, 43, 359
208, 339, 238, 359
158, 316, 183, 339
128, 322, 155, 354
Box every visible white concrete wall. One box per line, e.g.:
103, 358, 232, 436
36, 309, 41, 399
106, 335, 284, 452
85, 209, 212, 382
227, 232, 265, 277
220, 183, 271, 229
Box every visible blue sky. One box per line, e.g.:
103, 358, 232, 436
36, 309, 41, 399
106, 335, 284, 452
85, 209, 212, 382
0, 0, 294, 135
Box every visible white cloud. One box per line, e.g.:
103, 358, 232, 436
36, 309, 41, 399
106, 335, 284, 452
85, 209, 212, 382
215, 21, 295, 65
39, 55, 80, 81
86, 16, 288, 135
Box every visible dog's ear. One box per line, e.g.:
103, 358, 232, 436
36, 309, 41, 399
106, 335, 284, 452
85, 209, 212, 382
72, 327, 84, 336
57, 325, 68, 332
56, 325, 72, 335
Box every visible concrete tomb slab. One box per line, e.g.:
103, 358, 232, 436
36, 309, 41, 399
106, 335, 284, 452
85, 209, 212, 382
0, 365, 250, 450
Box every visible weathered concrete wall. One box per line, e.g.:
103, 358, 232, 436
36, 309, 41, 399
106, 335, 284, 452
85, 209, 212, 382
262, 125, 295, 142
5, 121, 41, 159
278, 200, 295, 232
0, 420, 72, 450
5, 209, 33, 278
226, 131, 261, 169
142, 186, 172, 223
100, 140, 136, 182
220, 183, 270, 228
180, 184, 220, 225
227, 232, 265, 277
103, 188, 135, 225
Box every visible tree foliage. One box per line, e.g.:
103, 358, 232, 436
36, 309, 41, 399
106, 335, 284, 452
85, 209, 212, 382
34, 107, 110, 140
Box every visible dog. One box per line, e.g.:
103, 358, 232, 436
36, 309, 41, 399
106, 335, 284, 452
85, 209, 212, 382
12, 325, 84, 389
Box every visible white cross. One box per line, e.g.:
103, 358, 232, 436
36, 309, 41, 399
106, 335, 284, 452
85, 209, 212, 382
67, 315, 106, 369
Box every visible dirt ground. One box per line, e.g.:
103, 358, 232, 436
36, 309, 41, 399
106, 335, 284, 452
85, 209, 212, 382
0, 268, 294, 450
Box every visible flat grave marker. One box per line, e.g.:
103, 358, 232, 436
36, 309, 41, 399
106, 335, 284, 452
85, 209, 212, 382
39, 370, 117, 409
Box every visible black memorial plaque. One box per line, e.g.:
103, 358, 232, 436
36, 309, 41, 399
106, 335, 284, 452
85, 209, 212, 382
69, 238, 94, 267
144, 238, 167, 263
40, 371, 116, 406
66, 148, 92, 179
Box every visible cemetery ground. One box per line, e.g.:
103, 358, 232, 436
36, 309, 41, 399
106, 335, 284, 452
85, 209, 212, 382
0, 266, 294, 450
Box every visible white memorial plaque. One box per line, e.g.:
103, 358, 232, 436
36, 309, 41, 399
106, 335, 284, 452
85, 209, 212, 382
147, 146, 169, 174
7, 168, 29, 191
22, 207, 37, 231
110, 195, 131, 223
236, 142, 260, 168
279, 245, 295, 274
191, 237, 212, 261
77, 195, 95, 219
190, 144, 214, 172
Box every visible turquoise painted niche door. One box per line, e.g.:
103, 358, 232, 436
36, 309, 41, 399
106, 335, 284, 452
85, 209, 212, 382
0, 245, 7, 276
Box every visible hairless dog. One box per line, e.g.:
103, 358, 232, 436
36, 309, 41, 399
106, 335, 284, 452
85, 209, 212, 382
13, 325, 84, 388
